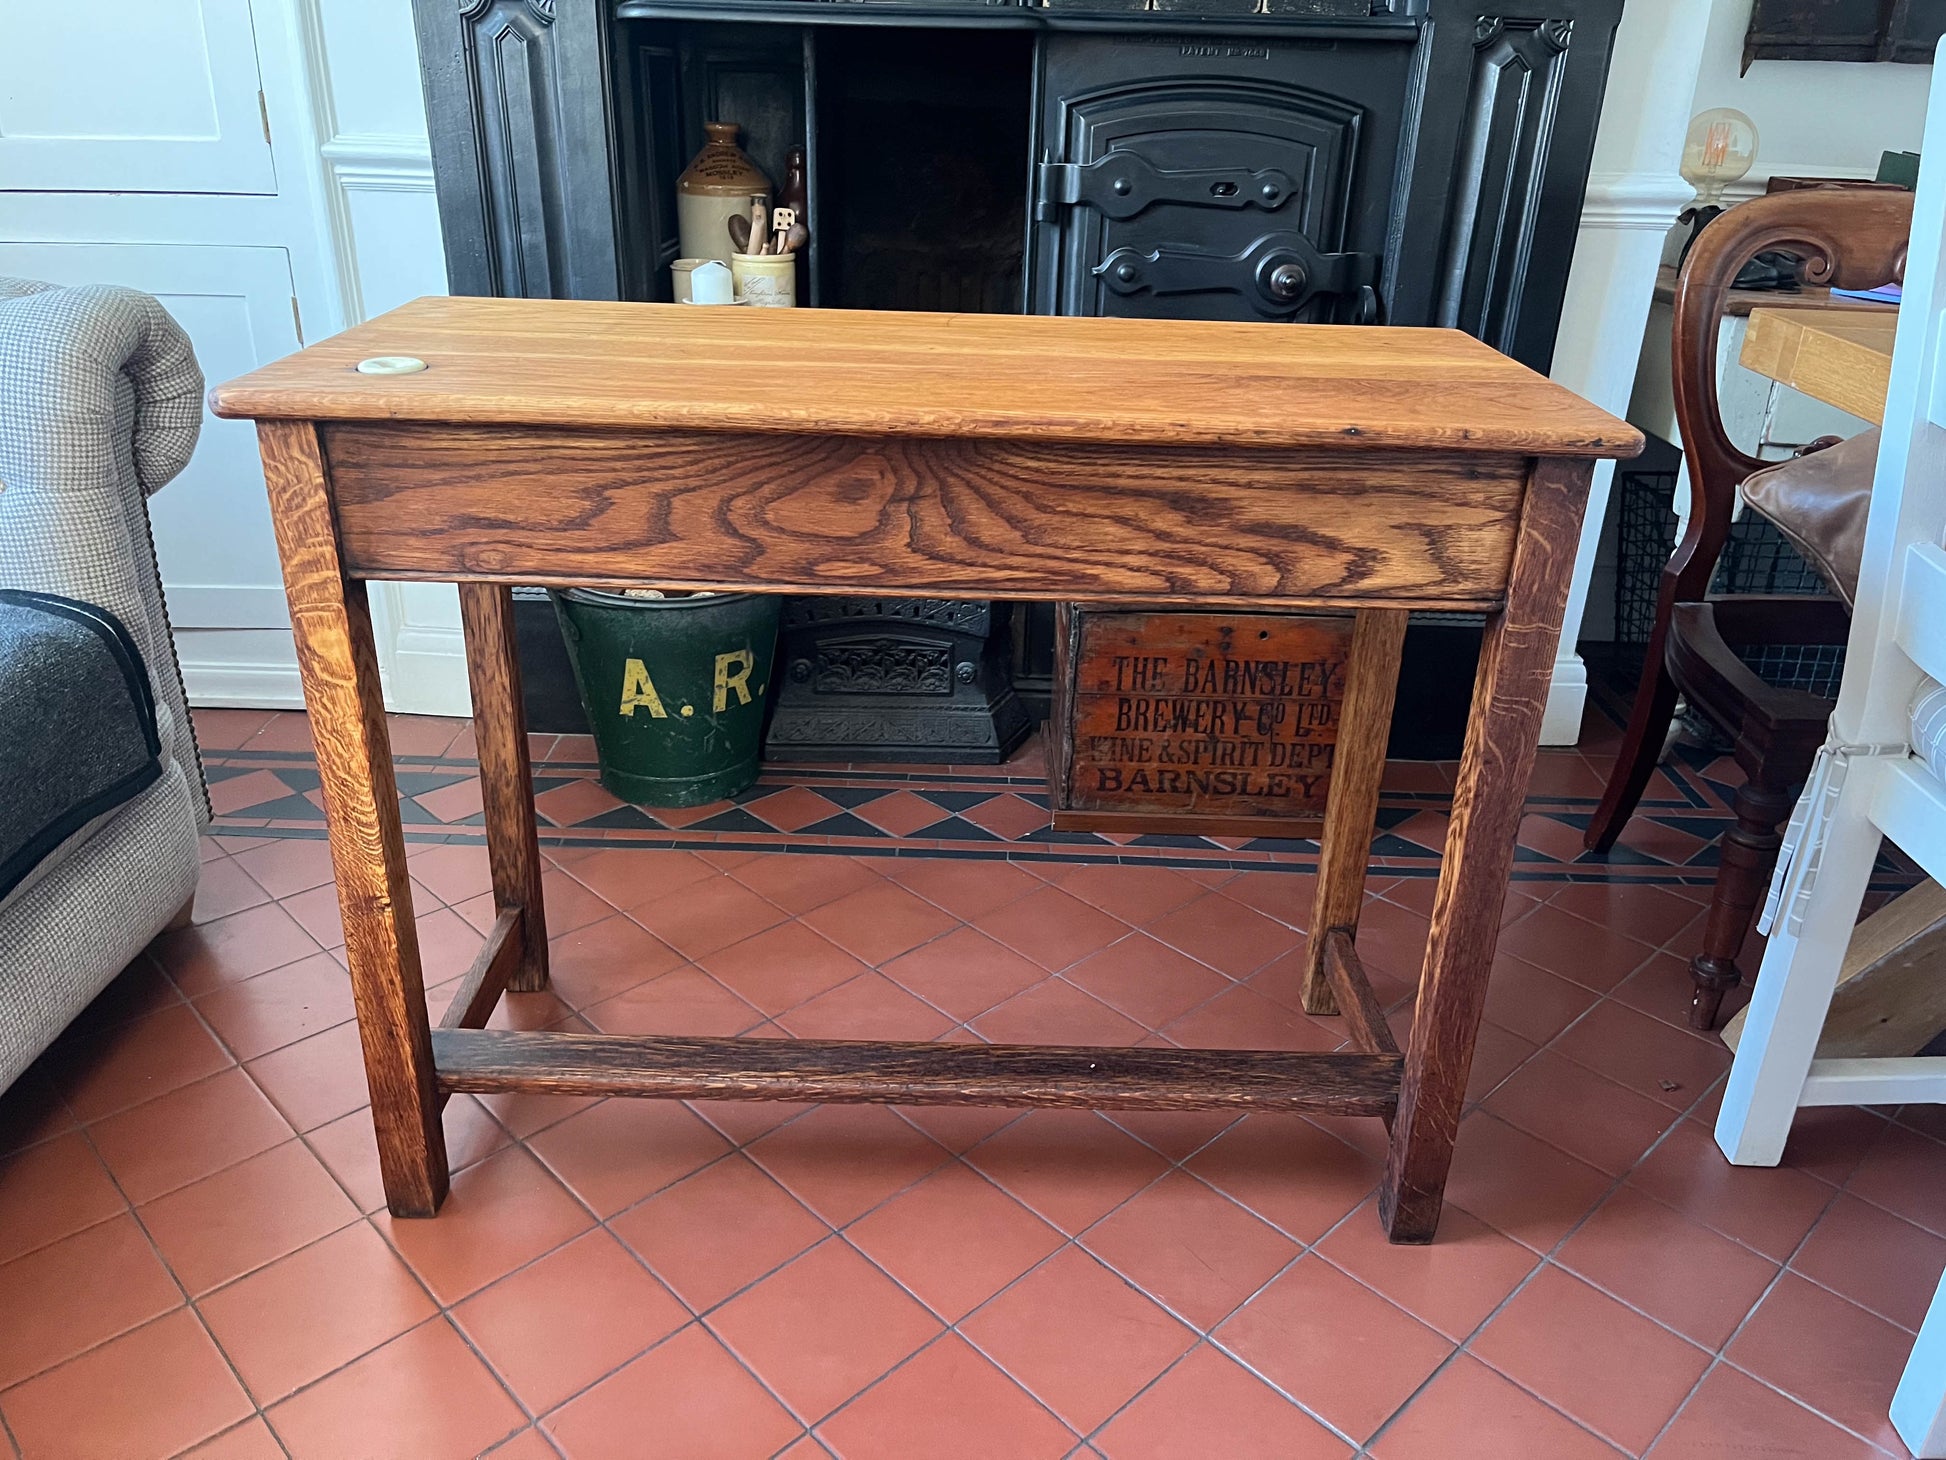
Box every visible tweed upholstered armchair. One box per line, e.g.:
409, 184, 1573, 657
0, 278, 209, 1093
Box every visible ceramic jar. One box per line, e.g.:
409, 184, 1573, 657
676, 122, 771, 267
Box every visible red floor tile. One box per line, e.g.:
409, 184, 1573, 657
0, 1213, 184, 1387
1788, 1192, 1946, 1332
1215, 1254, 1454, 1445
1548, 999, 1730, 1110
1082, 1170, 1300, 1329
776, 970, 959, 1041
266, 1317, 525, 1460
631, 874, 793, 961
7, 717, 1932, 1456
1480, 952, 1600, 1047
1483, 1049, 1679, 1177
1062, 932, 1234, 1029
243, 1019, 373, 1134
377, 1144, 594, 1304
965, 1109, 1172, 1236
454, 1228, 688, 1414
1554, 1187, 1781, 1350
526, 1096, 730, 1218
1650, 1362, 1881, 1460
0, 1307, 253, 1460
820, 1334, 1078, 1458
972, 977, 1149, 1047
1053, 862, 1207, 925
1725, 1271, 1915, 1451
884, 857, 1044, 921
88, 1067, 292, 1205
1442, 1113, 1614, 1252
1624, 1117, 1835, 1263
1314, 1197, 1540, 1342
1495, 903, 1658, 993
800, 880, 958, 965
1470, 1264, 1711, 1454
197, 1221, 437, 1404
1142, 892, 1298, 977
708, 1236, 942, 1423
1184, 1115, 1382, 1245
611, 1153, 829, 1313
0, 1129, 125, 1267
882, 924, 1049, 1022
1092, 1343, 1351, 1459
747, 1104, 952, 1227
139, 1138, 359, 1296
543, 1323, 802, 1460
53, 1001, 237, 1123
193, 951, 357, 1062
846, 1163, 1064, 1322
962, 1246, 1197, 1433
1368, 1354, 1623, 1459
1845, 1119, 1946, 1238
155, 901, 323, 997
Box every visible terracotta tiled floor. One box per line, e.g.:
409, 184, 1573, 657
0, 707, 1938, 1458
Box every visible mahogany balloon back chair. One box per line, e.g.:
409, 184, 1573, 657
1584, 188, 1911, 1029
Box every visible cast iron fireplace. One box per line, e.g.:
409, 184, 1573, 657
413, 0, 1625, 756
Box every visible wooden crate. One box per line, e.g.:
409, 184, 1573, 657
1049, 604, 1357, 838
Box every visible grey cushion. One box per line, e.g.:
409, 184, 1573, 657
0, 277, 206, 821
0, 592, 162, 906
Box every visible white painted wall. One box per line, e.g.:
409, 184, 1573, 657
1544, 0, 1935, 742
1540, 0, 1717, 742
1695, 0, 1932, 188
0, 0, 465, 716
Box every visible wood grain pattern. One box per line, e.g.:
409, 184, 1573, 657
1380, 459, 1594, 1243
208, 297, 1643, 457
323, 424, 1531, 609
1302, 609, 1409, 1014
1722, 880, 1946, 1058
1321, 929, 1400, 1059
1740, 306, 1897, 424
257, 420, 448, 1216
431, 1028, 1404, 1116
438, 909, 522, 1032
458, 583, 549, 992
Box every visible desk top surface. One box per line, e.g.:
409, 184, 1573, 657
210, 296, 1643, 458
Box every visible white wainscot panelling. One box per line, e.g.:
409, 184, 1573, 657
0, 0, 275, 194
0, 240, 305, 706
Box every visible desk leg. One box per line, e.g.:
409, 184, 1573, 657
1381, 459, 1591, 1243
1303, 609, 1408, 1015
260, 421, 449, 1217
458, 583, 550, 992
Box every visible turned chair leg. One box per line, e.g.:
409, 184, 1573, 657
1689, 773, 1799, 1029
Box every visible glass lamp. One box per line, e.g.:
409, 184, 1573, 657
1682, 108, 1760, 209
1679, 108, 1760, 262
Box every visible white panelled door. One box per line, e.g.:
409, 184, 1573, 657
0, 0, 275, 194
0, 241, 305, 705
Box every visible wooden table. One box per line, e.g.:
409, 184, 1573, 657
1741, 306, 1899, 424
211, 298, 1640, 1243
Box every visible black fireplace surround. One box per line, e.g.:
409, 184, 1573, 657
413, 0, 1625, 757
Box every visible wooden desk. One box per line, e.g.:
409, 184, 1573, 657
1741, 306, 1899, 423
211, 298, 1641, 1243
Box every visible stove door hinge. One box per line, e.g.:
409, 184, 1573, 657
1036, 153, 1299, 224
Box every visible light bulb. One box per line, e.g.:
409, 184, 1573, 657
1681, 108, 1759, 209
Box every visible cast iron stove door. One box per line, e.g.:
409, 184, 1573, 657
1030, 35, 1411, 323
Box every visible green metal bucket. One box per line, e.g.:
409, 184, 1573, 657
549, 589, 781, 807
